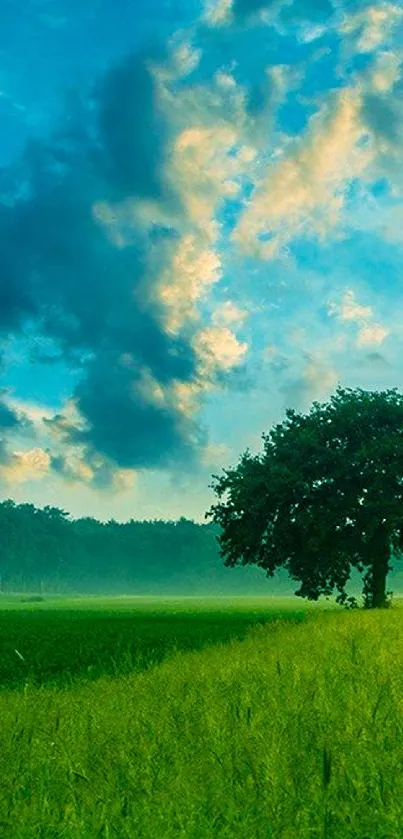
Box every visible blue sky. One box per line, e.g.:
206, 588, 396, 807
1, 0, 403, 522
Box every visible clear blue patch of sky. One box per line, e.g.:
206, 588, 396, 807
215, 178, 255, 237
276, 96, 318, 135
343, 51, 374, 77
290, 230, 403, 298
331, 232, 403, 296
1, 337, 82, 408
299, 35, 342, 94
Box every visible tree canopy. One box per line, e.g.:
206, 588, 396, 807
205, 386, 403, 609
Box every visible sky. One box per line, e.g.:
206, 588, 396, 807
1, 0, 403, 523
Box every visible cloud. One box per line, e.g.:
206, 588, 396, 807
280, 351, 339, 411
339, 8, 403, 190
327, 288, 390, 349
327, 288, 373, 322
2, 397, 54, 426
211, 300, 247, 325
365, 351, 390, 367
0, 398, 20, 430
0, 33, 260, 488
203, 0, 233, 25
0, 202, 39, 332
339, 3, 403, 54
0, 390, 36, 480
0, 447, 51, 485
157, 233, 222, 334
356, 322, 389, 347
204, 0, 336, 27
1, 0, 401, 500
95, 43, 176, 203
359, 75, 403, 191
193, 326, 248, 373
49, 450, 136, 492
233, 86, 369, 257
200, 440, 232, 466
370, 50, 401, 93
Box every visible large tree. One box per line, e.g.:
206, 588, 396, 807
205, 386, 403, 609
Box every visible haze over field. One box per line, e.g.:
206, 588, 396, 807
1, 0, 403, 528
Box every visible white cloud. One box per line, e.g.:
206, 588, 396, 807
203, 0, 233, 26
4, 397, 54, 425
193, 326, 248, 373
168, 38, 202, 79
157, 234, 222, 334
0, 447, 51, 484
232, 86, 370, 258
340, 3, 403, 53
327, 289, 390, 349
371, 50, 401, 92
167, 122, 253, 239
327, 289, 373, 322
356, 323, 389, 347
211, 300, 247, 326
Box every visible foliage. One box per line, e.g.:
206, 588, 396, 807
206, 386, 403, 609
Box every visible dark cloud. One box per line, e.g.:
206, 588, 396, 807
362, 91, 402, 146
69, 349, 205, 470
0, 392, 34, 472
0, 202, 39, 332
49, 451, 126, 490
0, 399, 19, 430
0, 39, 223, 483
364, 352, 390, 368
49, 454, 68, 476
0, 389, 33, 434
95, 43, 175, 203
0, 439, 11, 467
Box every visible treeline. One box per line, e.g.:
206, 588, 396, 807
0, 499, 295, 595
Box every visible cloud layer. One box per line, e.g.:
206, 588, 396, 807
1, 0, 403, 516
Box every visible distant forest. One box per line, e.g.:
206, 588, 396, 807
2, 499, 400, 598
0, 499, 296, 596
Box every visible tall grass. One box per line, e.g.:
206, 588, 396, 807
1, 604, 403, 837
0, 596, 312, 690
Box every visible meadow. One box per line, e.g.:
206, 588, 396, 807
0, 594, 318, 691
1, 594, 402, 837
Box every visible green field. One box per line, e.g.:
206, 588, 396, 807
0, 594, 326, 691
1, 595, 403, 837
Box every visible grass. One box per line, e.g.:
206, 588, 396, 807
2, 595, 403, 837
0, 594, 327, 691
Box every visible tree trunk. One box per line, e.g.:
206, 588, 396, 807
371, 555, 389, 608
365, 522, 391, 609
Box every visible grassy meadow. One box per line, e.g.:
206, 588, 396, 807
1, 594, 403, 837
0, 594, 318, 691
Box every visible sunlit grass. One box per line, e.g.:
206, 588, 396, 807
1, 600, 403, 836
0, 592, 337, 611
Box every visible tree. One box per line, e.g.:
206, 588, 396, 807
205, 386, 403, 609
